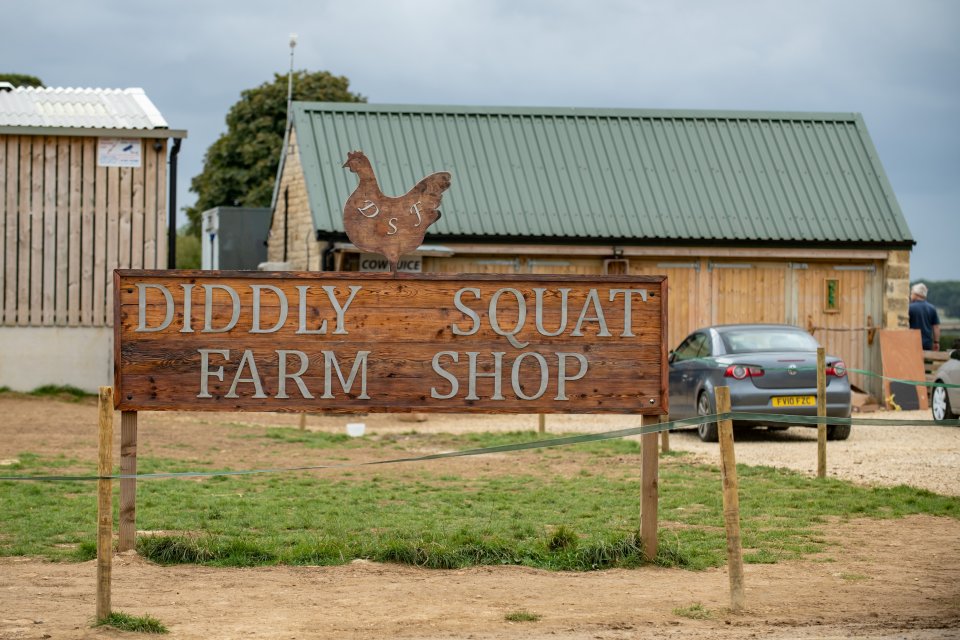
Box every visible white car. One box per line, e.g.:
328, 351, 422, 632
931, 350, 960, 421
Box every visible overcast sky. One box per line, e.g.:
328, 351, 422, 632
3, 0, 957, 280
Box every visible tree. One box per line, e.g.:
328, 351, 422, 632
913, 280, 960, 320
0, 73, 44, 87
185, 70, 365, 235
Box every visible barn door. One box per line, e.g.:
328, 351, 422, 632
792, 263, 881, 398
708, 261, 787, 326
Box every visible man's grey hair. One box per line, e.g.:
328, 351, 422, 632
912, 282, 928, 298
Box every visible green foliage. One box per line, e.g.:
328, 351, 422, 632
185, 70, 365, 235
673, 603, 712, 619
29, 385, 92, 400
504, 610, 541, 622
912, 280, 960, 321
175, 230, 201, 269
941, 330, 960, 351
0, 73, 44, 88
546, 525, 578, 551
95, 611, 168, 634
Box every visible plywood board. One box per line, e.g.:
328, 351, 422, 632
878, 329, 928, 410
115, 271, 668, 415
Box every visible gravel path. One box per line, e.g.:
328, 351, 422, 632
290, 408, 960, 497
665, 409, 960, 497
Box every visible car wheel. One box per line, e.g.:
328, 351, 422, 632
826, 424, 851, 441
696, 392, 719, 442
932, 384, 958, 421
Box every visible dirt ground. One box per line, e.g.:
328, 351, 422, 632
1, 395, 959, 639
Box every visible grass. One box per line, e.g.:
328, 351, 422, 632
673, 603, 712, 619
0, 385, 94, 400
29, 385, 93, 400
1, 431, 958, 571
504, 610, 541, 622
95, 611, 168, 633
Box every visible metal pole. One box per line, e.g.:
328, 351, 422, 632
286, 34, 297, 129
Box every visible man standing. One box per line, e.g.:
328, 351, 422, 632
909, 283, 941, 350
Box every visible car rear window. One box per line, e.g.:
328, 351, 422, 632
719, 329, 819, 354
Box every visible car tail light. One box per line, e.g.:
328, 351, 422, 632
724, 365, 764, 380
827, 360, 847, 377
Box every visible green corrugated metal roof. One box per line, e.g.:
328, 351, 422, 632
291, 102, 913, 245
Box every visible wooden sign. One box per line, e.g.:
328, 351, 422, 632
342, 151, 450, 273
114, 271, 667, 414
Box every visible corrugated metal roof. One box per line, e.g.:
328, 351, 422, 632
292, 103, 913, 245
0, 86, 169, 130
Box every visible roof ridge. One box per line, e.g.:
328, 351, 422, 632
293, 101, 862, 122
15, 86, 147, 94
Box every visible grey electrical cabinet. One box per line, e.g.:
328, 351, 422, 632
201, 207, 272, 270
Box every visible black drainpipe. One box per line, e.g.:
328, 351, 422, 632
166, 138, 182, 269
318, 232, 335, 272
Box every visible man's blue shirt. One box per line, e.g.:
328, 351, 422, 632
909, 299, 940, 349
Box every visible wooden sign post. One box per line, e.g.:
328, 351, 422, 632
715, 386, 745, 611
96, 386, 114, 621
816, 347, 827, 479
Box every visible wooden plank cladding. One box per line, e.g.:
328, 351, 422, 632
0, 135, 167, 327
114, 270, 668, 415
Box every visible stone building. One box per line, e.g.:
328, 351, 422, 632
267, 103, 914, 399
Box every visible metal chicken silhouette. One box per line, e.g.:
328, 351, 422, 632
342, 151, 451, 272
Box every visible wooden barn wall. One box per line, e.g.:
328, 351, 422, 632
425, 253, 884, 397
0, 135, 167, 327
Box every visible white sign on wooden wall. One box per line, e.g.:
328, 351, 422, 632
97, 138, 142, 168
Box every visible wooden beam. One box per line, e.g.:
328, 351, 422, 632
93, 160, 106, 325
155, 141, 167, 269
80, 139, 96, 325
438, 242, 889, 261
17, 136, 31, 325
817, 347, 826, 479
716, 386, 745, 611
68, 137, 82, 326
640, 414, 659, 561
143, 141, 158, 269
29, 137, 43, 325
96, 386, 114, 620
118, 411, 138, 552
0, 136, 20, 326
56, 137, 70, 325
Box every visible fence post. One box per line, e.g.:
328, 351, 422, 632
96, 387, 114, 620
640, 414, 659, 560
817, 347, 826, 479
118, 411, 138, 552
715, 386, 745, 611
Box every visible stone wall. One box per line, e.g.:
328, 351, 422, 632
266, 129, 323, 270
884, 249, 911, 329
